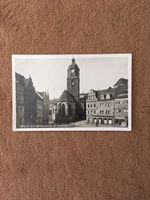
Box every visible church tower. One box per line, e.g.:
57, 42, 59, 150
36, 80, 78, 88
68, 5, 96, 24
67, 58, 80, 101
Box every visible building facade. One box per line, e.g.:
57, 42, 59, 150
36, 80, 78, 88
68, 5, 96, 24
38, 92, 49, 124
114, 94, 128, 126
16, 73, 25, 128
86, 78, 128, 127
16, 72, 49, 127
24, 76, 37, 125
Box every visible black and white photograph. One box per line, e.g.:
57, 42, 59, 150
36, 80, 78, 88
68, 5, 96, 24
12, 54, 132, 131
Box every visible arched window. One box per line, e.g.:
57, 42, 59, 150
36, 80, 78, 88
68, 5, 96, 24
62, 104, 66, 116
58, 103, 61, 111
68, 104, 72, 117
58, 103, 62, 116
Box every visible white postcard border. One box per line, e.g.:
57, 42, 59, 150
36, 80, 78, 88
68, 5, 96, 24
12, 54, 132, 132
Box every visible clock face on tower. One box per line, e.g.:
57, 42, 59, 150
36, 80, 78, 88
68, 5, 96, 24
71, 68, 75, 76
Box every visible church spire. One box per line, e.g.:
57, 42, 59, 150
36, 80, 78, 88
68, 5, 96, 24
72, 57, 75, 64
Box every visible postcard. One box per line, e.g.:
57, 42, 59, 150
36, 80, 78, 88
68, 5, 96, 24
12, 54, 132, 131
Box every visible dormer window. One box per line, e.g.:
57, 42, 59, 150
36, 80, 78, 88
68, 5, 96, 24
106, 94, 110, 99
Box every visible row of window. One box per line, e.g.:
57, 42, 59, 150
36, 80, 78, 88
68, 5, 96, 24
100, 94, 112, 100
87, 100, 128, 108
87, 110, 111, 115
87, 109, 128, 115
88, 95, 97, 100
16, 106, 24, 113
100, 102, 112, 107
115, 109, 128, 113
87, 118, 113, 125
87, 93, 113, 100
87, 103, 96, 108
87, 102, 113, 108
115, 100, 128, 104
16, 96, 24, 101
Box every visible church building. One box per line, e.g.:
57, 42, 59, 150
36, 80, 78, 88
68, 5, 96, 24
52, 58, 86, 123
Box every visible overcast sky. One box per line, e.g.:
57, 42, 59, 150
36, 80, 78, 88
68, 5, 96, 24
14, 55, 129, 99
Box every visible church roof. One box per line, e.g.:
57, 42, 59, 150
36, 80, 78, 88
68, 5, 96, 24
58, 90, 76, 102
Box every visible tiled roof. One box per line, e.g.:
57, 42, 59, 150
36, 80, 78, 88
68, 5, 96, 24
58, 90, 76, 102
114, 78, 128, 87
97, 88, 116, 100
96, 79, 128, 100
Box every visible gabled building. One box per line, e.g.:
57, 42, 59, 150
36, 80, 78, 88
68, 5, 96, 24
16, 72, 49, 127
16, 73, 25, 128
24, 76, 37, 125
86, 78, 128, 127
38, 91, 49, 124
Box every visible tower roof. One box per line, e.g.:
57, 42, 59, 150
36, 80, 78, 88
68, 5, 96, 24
68, 57, 79, 70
